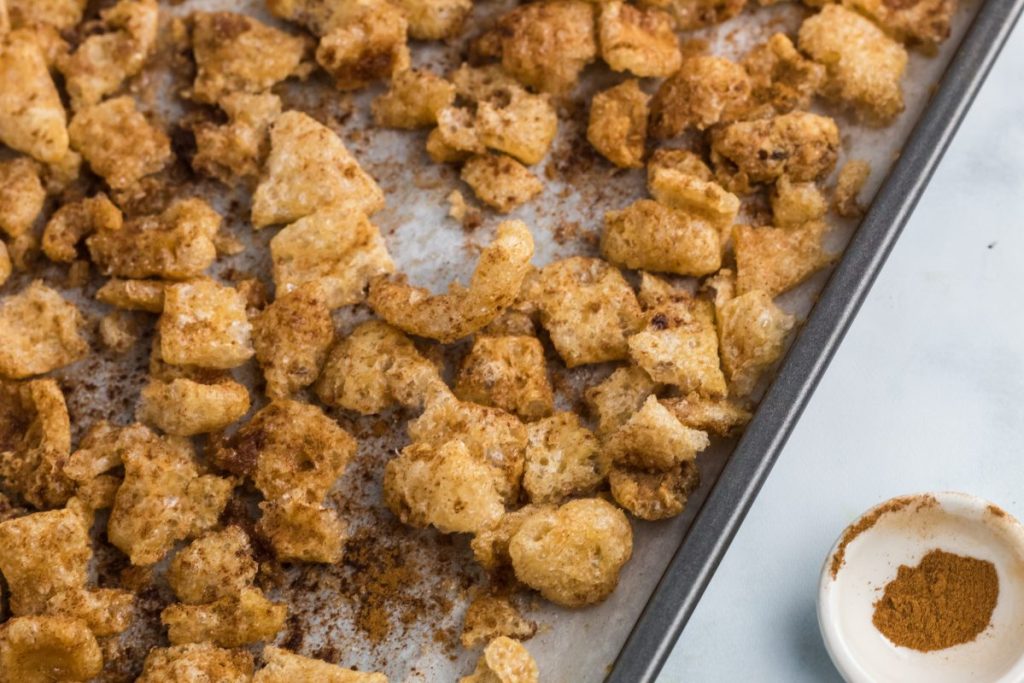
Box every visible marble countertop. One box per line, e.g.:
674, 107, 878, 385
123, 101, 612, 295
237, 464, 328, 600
657, 18, 1024, 683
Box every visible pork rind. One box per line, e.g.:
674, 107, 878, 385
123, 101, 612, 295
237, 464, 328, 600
107, 425, 234, 565
252, 284, 334, 399
95, 278, 166, 312
845, 0, 954, 51
647, 163, 740, 231
0, 616, 102, 683
508, 498, 632, 607
711, 111, 840, 184
598, 1, 680, 78
67, 96, 172, 190
461, 154, 544, 214
373, 68, 456, 129
369, 220, 535, 343
87, 198, 220, 280
158, 279, 254, 370
0, 282, 87, 380
461, 595, 537, 648
476, 87, 558, 166
6, 0, 86, 30
269, 207, 394, 309
609, 460, 700, 521
602, 199, 722, 277
138, 378, 250, 437
471, 504, 553, 572
167, 527, 258, 605
0, 157, 44, 238
584, 365, 659, 438
252, 110, 384, 228
315, 320, 447, 414
392, 0, 471, 40
605, 395, 709, 470
455, 335, 554, 421
57, 0, 158, 108
255, 646, 388, 683
798, 4, 908, 123
433, 106, 484, 159
0, 379, 74, 508
314, 0, 409, 90
461, 636, 539, 683
662, 392, 751, 436
98, 310, 139, 351
191, 12, 309, 104
733, 221, 833, 297
137, 644, 255, 683
0, 30, 69, 163
587, 79, 649, 169
193, 93, 282, 186
645, 0, 745, 30
742, 33, 825, 114
42, 193, 122, 263
834, 159, 871, 218
41, 587, 134, 637
649, 55, 751, 138
533, 257, 643, 367
717, 288, 796, 395
384, 440, 506, 534
0, 241, 11, 286
0, 507, 88, 614
770, 174, 827, 227
523, 413, 609, 504
161, 586, 288, 647
256, 497, 346, 563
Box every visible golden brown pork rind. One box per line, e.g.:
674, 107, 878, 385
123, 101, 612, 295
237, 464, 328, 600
733, 221, 833, 297
315, 0, 410, 90
41, 587, 134, 637
0, 30, 69, 163
392, 0, 471, 40
158, 279, 252, 370
461, 154, 544, 213
844, 0, 954, 51
584, 365, 660, 438
647, 148, 713, 182
742, 33, 825, 115
471, 504, 553, 572
587, 79, 649, 169
0, 507, 89, 614
161, 586, 288, 648
798, 4, 908, 124
609, 461, 700, 521
255, 646, 388, 683
137, 644, 254, 683
95, 278, 166, 312
455, 335, 554, 421
6, 0, 86, 30
523, 413, 609, 504
252, 110, 384, 228
0, 616, 102, 683
0, 241, 11, 286
42, 193, 122, 263
461, 636, 539, 683
369, 220, 535, 343
770, 175, 827, 227
508, 498, 632, 607
0, 157, 44, 238
533, 257, 644, 367
373, 68, 456, 129
643, 0, 745, 30
834, 159, 871, 218
662, 393, 751, 436
711, 111, 840, 185
598, 1, 680, 78
0, 282, 87, 380
605, 395, 709, 470
138, 378, 251, 436
68, 96, 171, 190
252, 284, 334, 399
649, 55, 751, 138
433, 105, 485, 158
602, 199, 722, 277
461, 595, 537, 649
256, 497, 346, 563
193, 93, 282, 186
167, 527, 259, 605
98, 310, 141, 353
647, 166, 739, 230
716, 288, 796, 396
0, 379, 74, 508
476, 88, 558, 166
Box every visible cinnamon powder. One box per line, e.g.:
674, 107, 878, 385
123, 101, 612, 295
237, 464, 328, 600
872, 549, 998, 652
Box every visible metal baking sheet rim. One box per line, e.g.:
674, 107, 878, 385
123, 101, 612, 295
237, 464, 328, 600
607, 2, 1024, 681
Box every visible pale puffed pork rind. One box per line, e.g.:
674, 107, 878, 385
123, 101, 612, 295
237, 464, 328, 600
0, 616, 102, 683
42, 193, 122, 263
711, 111, 840, 184
461, 154, 544, 214
471, 504, 554, 572
67, 96, 172, 191
369, 220, 535, 343
609, 460, 700, 521
314, 0, 410, 91
252, 283, 334, 399
461, 595, 537, 648
742, 33, 825, 115
834, 159, 872, 218
0, 30, 69, 163
6, 0, 87, 30
798, 4, 908, 124
0, 507, 89, 614
584, 364, 660, 438
256, 497, 347, 563
649, 55, 751, 139
602, 199, 722, 277
587, 79, 649, 169
733, 221, 833, 297
716, 288, 796, 396
255, 646, 388, 683
0, 157, 45, 238
95, 278, 166, 313
158, 279, 254, 370
523, 412, 609, 504
533, 257, 644, 367
391, 0, 470, 40
0, 379, 74, 508
138, 378, 251, 436
844, 0, 955, 51
475, 87, 558, 166
598, 1, 680, 78
372, 68, 456, 129
604, 395, 709, 471
137, 644, 255, 683
193, 93, 282, 186
161, 586, 288, 648
252, 110, 384, 228
661, 392, 751, 436
460, 636, 539, 683
644, 0, 745, 30
270, 207, 395, 309
647, 162, 740, 229
0, 281, 88, 380
770, 174, 827, 227
508, 498, 633, 607
167, 527, 258, 605
455, 335, 554, 421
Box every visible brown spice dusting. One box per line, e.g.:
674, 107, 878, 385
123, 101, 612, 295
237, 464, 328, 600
872, 549, 998, 652
830, 496, 935, 578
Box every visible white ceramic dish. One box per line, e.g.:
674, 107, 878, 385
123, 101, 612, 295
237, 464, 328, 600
818, 492, 1024, 683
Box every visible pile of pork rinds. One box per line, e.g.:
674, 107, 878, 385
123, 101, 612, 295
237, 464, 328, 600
0, 0, 955, 680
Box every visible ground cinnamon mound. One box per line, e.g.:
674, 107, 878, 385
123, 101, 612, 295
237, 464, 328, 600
872, 549, 998, 652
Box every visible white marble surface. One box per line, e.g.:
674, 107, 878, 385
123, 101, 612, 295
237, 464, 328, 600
657, 19, 1024, 683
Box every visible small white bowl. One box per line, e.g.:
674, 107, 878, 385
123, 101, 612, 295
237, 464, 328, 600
818, 492, 1024, 683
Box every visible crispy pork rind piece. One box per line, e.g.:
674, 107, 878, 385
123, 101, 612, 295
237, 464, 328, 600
314, 1, 409, 90
471, 504, 553, 572
798, 4, 908, 124
584, 365, 660, 438
373, 68, 456, 129
605, 395, 709, 470
138, 378, 250, 436
598, 1, 680, 78
533, 257, 644, 367
369, 220, 535, 343
167, 527, 258, 605
711, 111, 841, 184
587, 79, 649, 169
642, 0, 745, 30
461, 595, 537, 649
252, 110, 384, 228
461, 154, 544, 214
270, 208, 394, 309
95, 278, 166, 312
742, 33, 825, 115
609, 460, 700, 521
432, 105, 485, 159
0, 282, 87, 380
476, 88, 558, 166
191, 12, 309, 104
107, 426, 234, 565
834, 159, 871, 218
392, 0, 472, 40
455, 335, 554, 421
0, 241, 11, 286
649, 55, 751, 139
661, 392, 751, 436
256, 497, 346, 563
0, 379, 74, 508
137, 644, 255, 683
0, 30, 68, 163
193, 93, 282, 186
98, 310, 145, 353
158, 279, 254, 370
461, 636, 539, 683
602, 199, 722, 277
87, 198, 219, 280
717, 288, 796, 396
0, 507, 88, 614
6, 0, 86, 30
252, 284, 334, 399
256, 646, 388, 683
384, 440, 506, 534
0, 616, 102, 683
162, 586, 288, 648
0, 157, 44, 238
647, 166, 740, 231
770, 174, 827, 227
647, 148, 713, 180
733, 221, 833, 297
509, 498, 632, 607
68, 96, 172, 191
57, 0, 158, 108
523, 413, 609, 504
41, 587, 134, 637
845, 0, 954, 51
41, 193, 121, 263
